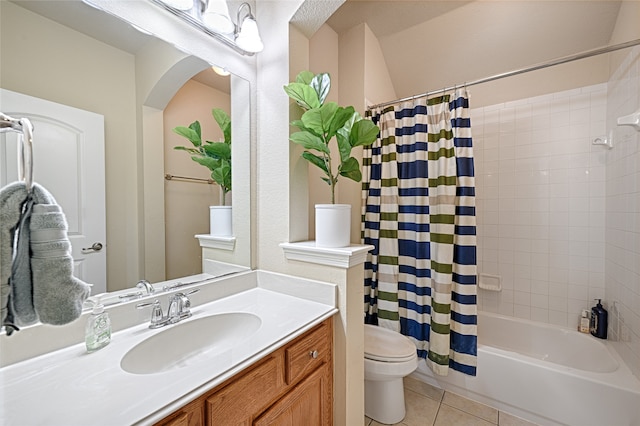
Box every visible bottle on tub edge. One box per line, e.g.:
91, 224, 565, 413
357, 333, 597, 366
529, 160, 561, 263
578, 309, 590, 333
590, 299, 608, 339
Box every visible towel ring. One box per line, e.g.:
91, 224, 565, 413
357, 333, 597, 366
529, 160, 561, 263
0, 113, 34, 193
18, 118, 34, 193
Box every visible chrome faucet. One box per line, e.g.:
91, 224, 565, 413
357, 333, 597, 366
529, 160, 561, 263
136, 289, 199, 329
136, 279, 155, 295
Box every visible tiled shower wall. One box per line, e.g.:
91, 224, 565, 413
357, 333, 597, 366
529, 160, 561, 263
472, 45, 640, 380
472, 84, 609, 329
605, 46, 640, 379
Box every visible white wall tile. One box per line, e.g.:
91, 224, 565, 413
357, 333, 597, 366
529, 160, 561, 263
472, 51, 640, 379
472, 82, 608, 330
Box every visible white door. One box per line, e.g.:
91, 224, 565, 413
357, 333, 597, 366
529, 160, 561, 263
0, 88, 106, 295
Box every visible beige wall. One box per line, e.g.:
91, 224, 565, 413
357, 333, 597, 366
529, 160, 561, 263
0, 2, 140, 292
307, 24, 340, 239
303, 21, 401, 243
363, 24, 397, 108
378, 1, 615, 109
163, 79, 230, 279
296, 21, 397, 242
336, 23, 366, 238
289, 25, 311, 243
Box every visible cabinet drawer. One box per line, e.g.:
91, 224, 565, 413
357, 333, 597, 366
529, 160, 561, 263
285, 322, 331, 385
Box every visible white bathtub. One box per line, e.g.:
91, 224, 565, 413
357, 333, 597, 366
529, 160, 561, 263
411, 312, 640, 426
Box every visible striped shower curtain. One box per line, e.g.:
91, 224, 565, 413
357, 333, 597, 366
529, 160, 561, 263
362, 89, 478, 376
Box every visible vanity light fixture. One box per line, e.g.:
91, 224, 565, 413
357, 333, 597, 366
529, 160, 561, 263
201, 0, 234, 34
234, 3, 263, 53
148, 0, 263, 56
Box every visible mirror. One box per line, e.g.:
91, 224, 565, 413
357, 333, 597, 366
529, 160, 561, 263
0, 0, 252, 295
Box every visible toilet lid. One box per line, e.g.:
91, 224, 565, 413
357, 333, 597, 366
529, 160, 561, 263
364, 324, 417, 362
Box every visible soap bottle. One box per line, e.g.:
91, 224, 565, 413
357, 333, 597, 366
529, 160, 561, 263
578, 309, 590, 333
590, 299, 608, 339
85, 296, 111, 352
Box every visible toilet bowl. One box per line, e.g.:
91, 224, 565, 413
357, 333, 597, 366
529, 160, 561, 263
364, 324, 418, 425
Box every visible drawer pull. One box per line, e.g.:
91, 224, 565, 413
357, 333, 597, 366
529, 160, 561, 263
309, 350, 319, 359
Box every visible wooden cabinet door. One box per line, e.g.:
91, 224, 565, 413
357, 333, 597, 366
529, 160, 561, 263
253, 363, 332, 426
206, 355, 285, 426
155, 400, 203, 426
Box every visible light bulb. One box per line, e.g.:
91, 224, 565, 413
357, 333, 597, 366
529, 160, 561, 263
202, 0, 234, 34
235, 16, 263, 53
212, 66, 231, 76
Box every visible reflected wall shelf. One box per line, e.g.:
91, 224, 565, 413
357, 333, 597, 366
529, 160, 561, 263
196, 234, 236, 251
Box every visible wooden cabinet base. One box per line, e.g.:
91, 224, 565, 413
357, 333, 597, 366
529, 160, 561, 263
155, 319, 333, 426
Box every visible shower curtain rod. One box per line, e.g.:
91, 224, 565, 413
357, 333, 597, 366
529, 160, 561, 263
368, 38, 640, 110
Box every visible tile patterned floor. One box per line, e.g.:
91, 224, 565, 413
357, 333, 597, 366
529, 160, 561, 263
364, 377, 539, 426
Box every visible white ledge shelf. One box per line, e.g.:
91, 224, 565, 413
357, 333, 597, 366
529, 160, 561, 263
280, 241, 374, 269
196, 234, 236, 251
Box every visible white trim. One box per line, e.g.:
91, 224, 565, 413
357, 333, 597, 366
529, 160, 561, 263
196, 234, 236, 251
280, 241, 373, 268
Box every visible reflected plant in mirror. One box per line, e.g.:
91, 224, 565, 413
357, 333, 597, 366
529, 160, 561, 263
173, 108, 232, 205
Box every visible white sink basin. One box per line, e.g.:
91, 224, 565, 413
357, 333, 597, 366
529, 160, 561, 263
121, 312, 262, 374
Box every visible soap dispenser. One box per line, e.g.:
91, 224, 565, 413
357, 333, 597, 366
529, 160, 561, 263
590, 299, 608, 339
85, 296, 111, 352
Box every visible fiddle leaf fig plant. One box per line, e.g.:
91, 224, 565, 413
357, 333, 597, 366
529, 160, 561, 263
284, 71, 380, 203
173, 108, 231, 205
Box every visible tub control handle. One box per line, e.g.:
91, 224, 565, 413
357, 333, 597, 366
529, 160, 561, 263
309, 350, 319, 359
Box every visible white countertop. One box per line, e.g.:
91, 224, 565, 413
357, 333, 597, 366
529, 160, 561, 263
0, 271, 338, 425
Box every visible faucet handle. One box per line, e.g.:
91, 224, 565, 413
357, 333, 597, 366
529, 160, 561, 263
136, 299, 166, 329
174, 289, 200, 319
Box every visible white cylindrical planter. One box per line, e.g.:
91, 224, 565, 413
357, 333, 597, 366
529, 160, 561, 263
209, 206, 232, 236
315, 204, 351, 248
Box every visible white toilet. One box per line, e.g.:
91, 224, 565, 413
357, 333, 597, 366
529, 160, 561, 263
364, 324, 419, 424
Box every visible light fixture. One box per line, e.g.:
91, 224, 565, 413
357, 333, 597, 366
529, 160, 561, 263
148, 0, 262, 55
201, 0, 234, 34
234, 3, 263, 53
212, 65, 231, 76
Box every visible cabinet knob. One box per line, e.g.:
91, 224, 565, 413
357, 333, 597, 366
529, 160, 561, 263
309, 350, 319, 359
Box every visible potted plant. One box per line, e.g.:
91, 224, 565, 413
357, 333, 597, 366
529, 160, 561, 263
284, 71, 380, 247
173, 108, 232, 236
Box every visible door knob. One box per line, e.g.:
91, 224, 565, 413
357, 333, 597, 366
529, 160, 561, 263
82, 242, 103, 253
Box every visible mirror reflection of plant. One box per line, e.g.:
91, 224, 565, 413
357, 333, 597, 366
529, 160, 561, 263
173, 108, 231, 206
284, 71, 380, 204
